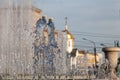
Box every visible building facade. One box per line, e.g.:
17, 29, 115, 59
70, 48, 103, 69
61, 23, 103, 69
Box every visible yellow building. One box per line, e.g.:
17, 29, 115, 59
70, 48, 102, 69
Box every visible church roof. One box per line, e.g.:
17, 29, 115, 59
62, 29, 74, 39
71, 48, 78, 57
62, 17, 74, 39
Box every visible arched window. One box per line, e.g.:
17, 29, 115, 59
69, 40, 70, 47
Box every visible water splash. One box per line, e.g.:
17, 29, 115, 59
0, 0, 68, 79
0, 0, 34, 79
32, 16, 67, 79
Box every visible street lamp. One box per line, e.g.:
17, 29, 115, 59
82, 38, 97, 68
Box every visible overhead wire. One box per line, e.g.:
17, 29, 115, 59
71, 31, 120, 37
75, 40, 113, 45
75, 45, 103, 48
71, 31, 116, 50
73, 33, 120, 38
71, 31, 120, 38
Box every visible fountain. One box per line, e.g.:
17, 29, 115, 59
102, 47, 120, 80
0, 0, 68, 79
0, 0, 36, 79
1, 0, 118, 80
32, 16, 68, 79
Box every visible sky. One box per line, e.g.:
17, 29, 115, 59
33, 0, 120, 52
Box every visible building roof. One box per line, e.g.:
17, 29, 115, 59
0, 6, 41, 13
62, 18, 74, 39
78, 50, 85, 54
32, 6, 41, 13
78, 50, 99, 56
62, 29, 74, 39
71, 48, 78, 57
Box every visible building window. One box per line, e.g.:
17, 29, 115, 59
69, 41, 70, 47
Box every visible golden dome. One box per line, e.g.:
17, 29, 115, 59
63, 29, 74, 39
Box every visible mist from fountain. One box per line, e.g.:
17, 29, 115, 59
32, 16, 67, 80
0, 0, 68, 79
0, 0, 35, 79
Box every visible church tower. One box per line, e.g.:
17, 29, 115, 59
63, 17, 74, 53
